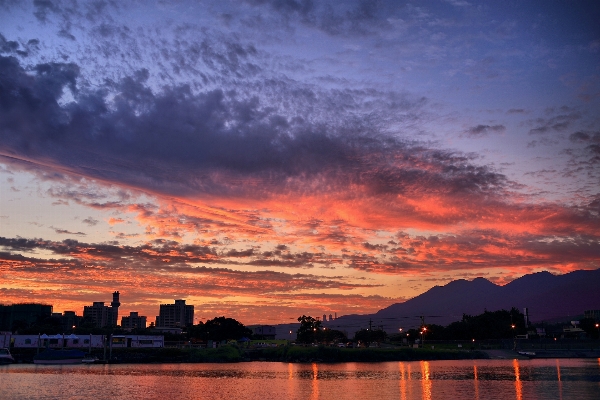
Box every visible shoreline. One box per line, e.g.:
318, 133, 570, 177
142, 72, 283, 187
7, 346, 600, 365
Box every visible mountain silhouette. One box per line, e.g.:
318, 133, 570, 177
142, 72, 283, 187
373, 269, 600, 326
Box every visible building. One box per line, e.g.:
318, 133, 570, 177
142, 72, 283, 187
584, 310, 600, 321
121, 312, 147, 331
155, 300, 193, 328
0, 303, 53, 332
6, 334, 164, 349
251, 325, 276, 340
51, 311, 82, 332
83, 291, 121, 328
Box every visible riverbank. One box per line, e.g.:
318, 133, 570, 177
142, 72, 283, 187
9, 345, 489, 364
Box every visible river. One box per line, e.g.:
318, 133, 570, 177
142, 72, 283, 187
1, 359, 599, 399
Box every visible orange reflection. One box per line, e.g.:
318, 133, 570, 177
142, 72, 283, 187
473, 364, 479, 400
513, 359, 522, 400
556, 359, 562, 400
311, 362, 319, 400
399, 362, 407, 400
407, 363, 413, 399
420, 361, 432, 400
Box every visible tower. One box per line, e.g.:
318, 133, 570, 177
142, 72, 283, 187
111, 291, 120, 326
111, 291, 121, 308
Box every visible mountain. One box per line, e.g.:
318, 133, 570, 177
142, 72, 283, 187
370, 269, 600, 327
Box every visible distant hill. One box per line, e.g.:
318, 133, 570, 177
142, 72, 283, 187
287, 269, 600, 338
373, 269, 600, 327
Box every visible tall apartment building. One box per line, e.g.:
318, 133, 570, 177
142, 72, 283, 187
121, 312, 147, 330
0, 303, 53, 331
83, 291, 121, 328
155, 300, 194, 328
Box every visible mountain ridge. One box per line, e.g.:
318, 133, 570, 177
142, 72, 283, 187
372, 269, 600, 326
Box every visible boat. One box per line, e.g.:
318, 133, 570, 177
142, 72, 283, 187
33, 349, 86, 365
82, 354, 100, 364
518, 351, 536, 358
0, 347, 15, 364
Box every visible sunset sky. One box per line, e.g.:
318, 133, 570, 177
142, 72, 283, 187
1, 0, 599, 326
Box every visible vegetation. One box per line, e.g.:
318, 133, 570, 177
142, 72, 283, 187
296, 315, 322, 344
354, 328, 387, 346
393, 308, 528, 343
295, 315, 348, 344
187, 317, 252, 343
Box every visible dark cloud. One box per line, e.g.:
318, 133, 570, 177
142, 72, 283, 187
33, 0, 57, 22
81, 217, 99, 226
528, 109, 582, 135
0, 53, 514, 205
569, 131, 600, 144
464, 124, 505, 137
239, 0, 401, 37
53, 228, 86, 236
567, 130, 600, 164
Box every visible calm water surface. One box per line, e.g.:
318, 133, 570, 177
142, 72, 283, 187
2, 359, 599, 400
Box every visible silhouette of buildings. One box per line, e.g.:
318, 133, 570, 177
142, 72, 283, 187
0, 303, 53, 331
250, 325, 276, 339
121, 311, 147, 330
155, 300, 193, 328
584, 310, 600, 321
51, 311, 82, 331
83, 291, 121, 328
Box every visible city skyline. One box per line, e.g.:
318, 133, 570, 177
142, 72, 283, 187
1, 1, 599, 325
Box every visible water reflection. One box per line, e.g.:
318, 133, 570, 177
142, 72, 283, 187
556, 359, 562, 400
513, 359, 522, 400
2, 359, 600, 400
398, 362, 407, 400
311, 363, 319, 400
420, 361, 431, 400
473, 364, 479, 400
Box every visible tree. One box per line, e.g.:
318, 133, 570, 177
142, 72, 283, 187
202, 317, 252, 342
296, 315, 321, 344
442, 308, 526, 340
354, 328, 386, 346
321, 328, 347, 344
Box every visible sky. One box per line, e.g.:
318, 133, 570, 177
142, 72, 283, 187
0, 0, 599, 326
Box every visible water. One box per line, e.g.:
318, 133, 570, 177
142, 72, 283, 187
1, 359, 599, 400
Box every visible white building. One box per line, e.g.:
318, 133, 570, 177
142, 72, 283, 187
8, 334, 163, 348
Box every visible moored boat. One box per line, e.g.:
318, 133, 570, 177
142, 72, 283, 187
33, 349, 86, 365
518, 351, 536, 358
0, 347, 15, 364
82, 354, 100, 364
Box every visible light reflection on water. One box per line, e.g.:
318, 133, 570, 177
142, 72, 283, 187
1, 359, 599, 400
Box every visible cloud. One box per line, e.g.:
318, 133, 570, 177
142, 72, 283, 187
82, 217, 99, 226
528, 108, 582, 135
53, 228, 86, 236
0, 235, 389, 321
464, 124, 506, 137
0, 53, 516, 214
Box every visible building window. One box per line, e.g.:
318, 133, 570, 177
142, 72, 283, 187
72, 339, 79, 344
139, 340, 153, 345
25, 339, 32, 344
83, 339, 90, 344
